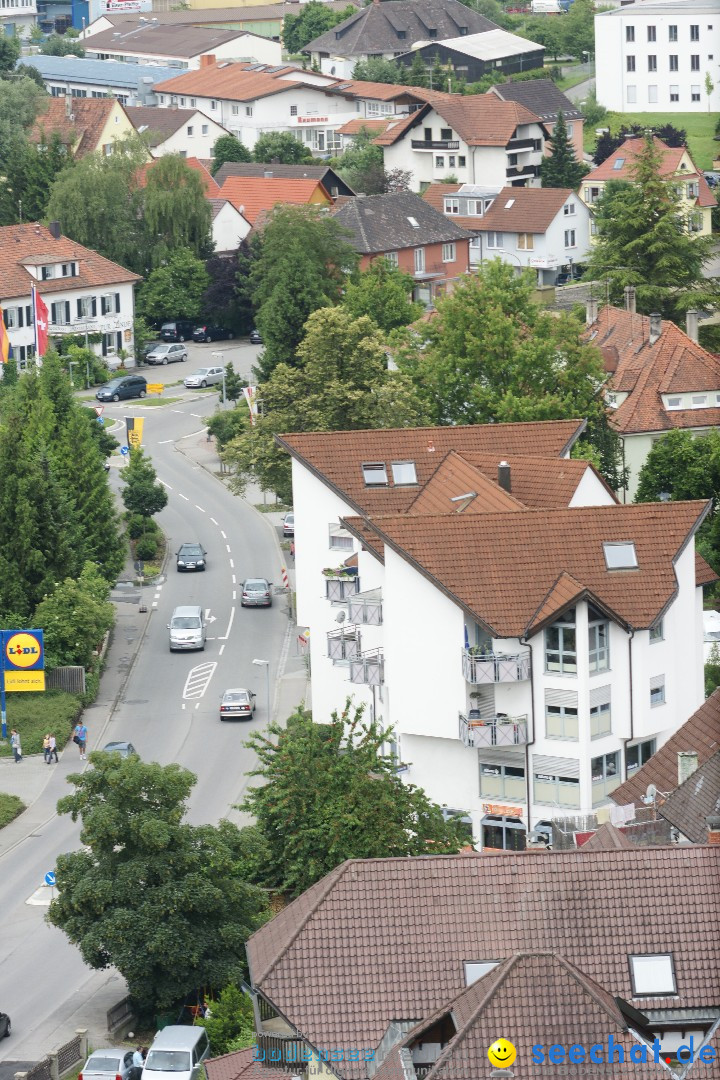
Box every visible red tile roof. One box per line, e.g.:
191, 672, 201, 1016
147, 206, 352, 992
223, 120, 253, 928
590, 136, 716, 208
218, 176, 330, 224
135, 155, 221, 196
154, 61, 305, 101
30, 96, 125, 158
697, 551, 719, 588
407, 450, 524, 514
580, 822, 636, 850
336, 117, 393, 136
465, 452, 617, 508
206, 1049, 287, 1080
472, 185, 575, 233
375, 96, 539, 147
659, 750, 720, 845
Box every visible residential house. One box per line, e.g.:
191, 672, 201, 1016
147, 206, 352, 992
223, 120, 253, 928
585, 295, 720, 500
488, 77, 585, 163
595, 0, 720, 114
330, 79, 444, 119
375, 95, 545, 192
212, 162, 355, 199
330, 192, 470, 305
579, 135, 716, 237
0, 222, 140, 367
208, 199, 252, 253
83, 21, 282, 70
205, 1049, 287, 1080
0, 0, 37, 33
303, 0, 502, 78
29, 95, 138, 158
217, 175, 332, 226
126, 105, 230, 158
423, 182, 591, 282
395, 29, 545, 85
16, 55, 180, 106
245, 847, 720, 1073
78, 2, 357, 40
279, 420, 710, 846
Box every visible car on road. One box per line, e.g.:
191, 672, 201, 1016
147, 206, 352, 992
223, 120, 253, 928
240, 577, 272, 607
96, 375, 147, 402
168, 605, 206, 651
220, 688, 256, 720
282, 511, 294, 537
184, 366, 224, 389
0, 1010, 10, 1038
176, 542, 207, 571
146, 343, 188, 365
102, 741, 137, 757
192, 324, 234, 343
249, 329, 263, 345
160, 319, 195, 342
79, 1049, 135, 1080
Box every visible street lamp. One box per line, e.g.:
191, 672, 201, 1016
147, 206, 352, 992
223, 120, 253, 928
252, 658, 270, 721
212, 351, 226, 407
67, 360, 77, 388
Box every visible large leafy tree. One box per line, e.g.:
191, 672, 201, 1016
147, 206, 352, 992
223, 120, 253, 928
121, 446, 168, 519
40, 34, 85, 56
139, 247, 211, 323
142, 155, 213, 268
221, 306, 427, 500
35, 563, 114, 669
4, 130, 73, 224
252, 131, 313, 164
283, 1, 355, 54
351, 57, 407, 83
239, 701, 469, 898
342, 259, 422, 332
0, 35, 20, 72
48, 755, 268, 1016
333, 129, 388, 195
250, 205, 357, 377
540, 111, 585, 189
210, 133, 251, 175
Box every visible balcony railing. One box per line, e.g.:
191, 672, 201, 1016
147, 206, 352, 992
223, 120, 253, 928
506, 165, 539, 180
327, 629, 361, 662
349, 648, 384, 686
348, 591, 383, 625
254, 1033, 309, 1072
459, 712, 528, 748
411, 138, 460, 150
462, 649, 530, 684
325, 575, 360, 601
507, 136, 537, 151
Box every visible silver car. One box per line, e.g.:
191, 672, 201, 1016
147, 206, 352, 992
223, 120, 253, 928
80, 1049, 135, 1080
146, 343, 188, 365
184, 366, 224, 388
240, 578, 272, 607
220, 688, 256, 721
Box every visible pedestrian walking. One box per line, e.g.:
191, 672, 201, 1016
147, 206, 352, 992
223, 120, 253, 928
48, 733, 59, 764
10, 729, 22, 763
73, 722, 88, 760
43, 734, 51, 763
130, 1046, 144, 1080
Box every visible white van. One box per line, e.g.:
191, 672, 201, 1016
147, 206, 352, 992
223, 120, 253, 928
168, 606, 206, 651
142, 1026, 210, 1080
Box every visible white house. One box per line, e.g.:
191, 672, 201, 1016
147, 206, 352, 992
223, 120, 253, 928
83, 21, 282, 70
0, 0, 37, 34
125, 105, 231, 158
0, 222, 140, 367
279, 422, 710, 849
208, 199, 251, 253
594, 0, 720, 113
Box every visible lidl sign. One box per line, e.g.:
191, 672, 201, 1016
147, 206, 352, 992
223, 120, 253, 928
1, 629, 46, 692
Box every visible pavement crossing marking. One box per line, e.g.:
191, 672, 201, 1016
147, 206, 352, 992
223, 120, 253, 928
183, 662, 217, 700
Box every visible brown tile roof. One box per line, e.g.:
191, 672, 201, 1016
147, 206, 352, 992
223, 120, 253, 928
94, 3, 356, 27
341, 501, 709, 636
246, 847, 720, 1078
464, 453, 617, 508
0, 224, 140, 302
472, 185, 574, 233
376, 95, 539, 147
422, 182, 488, 231
336, 117, 393, 136
611, 689, 720, 807
125, 104, 211, 144
205, 1049, 287, 1080
217, 176, 330, 224
697, 552, 719, 588
30, 96, 123, 157
373, 107, 429, 146
580, 822, 636, 850
277, 421, 586, 516
407, 450, 524, 514
526, 570, 586, 632
333, 80, 449, 104
154, 61, 305, 101
659, 751, 720, 844
590, 136, 716, 208
135, 156, 222, 197
85, 21, 262, 59
489, 77, 583, 123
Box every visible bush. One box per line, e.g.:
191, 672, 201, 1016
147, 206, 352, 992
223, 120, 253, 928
0, 690, 83, 757
127, 514, 158, 540
706, 643, 720, 697
196, 985, 255, 1056
0, 793, 25, 829
135, 535, 158, 560
35, 563, 114, 670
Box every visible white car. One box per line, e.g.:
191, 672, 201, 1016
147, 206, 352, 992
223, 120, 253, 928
79, 1049, 136, 1080
146, 343, 188, 365
184, 366, 224, 388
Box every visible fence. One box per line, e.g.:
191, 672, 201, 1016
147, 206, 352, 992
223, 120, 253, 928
47, 666, 86, 695
107, 995, 136, 1038
16, 1030, 88, 1080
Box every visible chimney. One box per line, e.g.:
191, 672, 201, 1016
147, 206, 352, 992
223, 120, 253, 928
649, 312, 662, 345
623, 285, 636, 313
678, 750, 699, 786
199, 53, 216, 68
585, 297, 598, 326
686, 309, 699, 344
497, 460, 511, 493
48, 221, 61, 240
707, 815, 720, 845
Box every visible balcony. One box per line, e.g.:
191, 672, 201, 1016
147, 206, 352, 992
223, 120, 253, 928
254, 1033, 309, 1072
411, 139, 460, 150
349, 648, 384, 686
323, 569, 360, 602
327, 628, 361, 662
348, 589, 383, 625
459, 712, 528, 748
462, 649, 530, 684
506, 165, 539, 180
507, 137, 537, 151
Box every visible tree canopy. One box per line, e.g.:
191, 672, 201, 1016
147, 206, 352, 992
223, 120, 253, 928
120, 446, 169, 519
142, 155, 213, 268
283, 1, 356, 54
40, 33, 85, 56
342, 259, 422, 332
139, 247, 211, 323
252, 131, 313, 164
210, 133, 251, 174
539, 111, 586, 189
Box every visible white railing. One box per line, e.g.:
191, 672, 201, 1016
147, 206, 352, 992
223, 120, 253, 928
459, 712, 528, 748
462, 649, 530, 684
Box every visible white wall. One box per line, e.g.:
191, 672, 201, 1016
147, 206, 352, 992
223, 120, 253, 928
149, 111, 228, 158
212, 202, 251, 253
89, 34, 282, 70
568, 465, 616, 507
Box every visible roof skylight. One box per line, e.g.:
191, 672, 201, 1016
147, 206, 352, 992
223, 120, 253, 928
362, 462, 388, 486
603, 541, 638, 569
629, 954, 676, 996
407, 216, 420, 228
504, 198, 515, 208
613, 158, 625, 169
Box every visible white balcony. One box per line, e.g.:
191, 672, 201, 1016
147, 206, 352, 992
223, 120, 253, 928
462, 649, 530, 684
348, 589, 382, 625
459, 712, 528, 748
349, 648, 384, 686
327, 628, 361, 663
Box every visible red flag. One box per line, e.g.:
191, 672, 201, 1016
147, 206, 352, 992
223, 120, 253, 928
33, 286, 49, 358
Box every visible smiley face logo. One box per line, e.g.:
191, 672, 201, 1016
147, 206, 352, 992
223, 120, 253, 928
487, 1039, 517, 1069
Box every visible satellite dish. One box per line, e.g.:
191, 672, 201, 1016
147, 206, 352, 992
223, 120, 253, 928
646, 783, 658, 801
335, 610, 347, 624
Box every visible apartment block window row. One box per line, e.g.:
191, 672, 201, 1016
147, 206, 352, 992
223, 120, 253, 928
591, 750, 620, 805
3, 303, 32, 329
533, 754, 580, 808
545, 688, 578, 741
627, 738, 656, 775
650, 674, 665, 707
479, 760, 525, 801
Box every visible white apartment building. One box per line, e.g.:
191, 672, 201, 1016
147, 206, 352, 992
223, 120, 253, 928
0, 0, 37, 33
0, 222, 140, 367
595, 0, 720, 113
280, 423, 709, 849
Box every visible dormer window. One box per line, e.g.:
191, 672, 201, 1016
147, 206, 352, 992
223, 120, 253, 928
391, 461, 417, 485
603, 541, 638, 569
629, 954, 676, 996
41, 264, 55, 280
444, 198, 460, 214
464, 961, 500, 985
613, 158, 625, 170
61, 261, 77, 277
692, 394, 707, 408
362, 462, 388, 486
666, 396, 682, 409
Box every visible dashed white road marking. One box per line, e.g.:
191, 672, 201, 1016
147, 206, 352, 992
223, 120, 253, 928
183, 662, 217, 700
177, 428, 207, 441
195, 505, 205, 512
233, 590, 237, 601
219, 606, 235, 641
195, 702, 200, 710
191, 413, 202, 418
160, 479, 173, 488
158, 439, 173, 445
232, 574, 236, 584
179, 493, 190, 501
210, 517, 218, 525
172, 409, 184, 413
219, 643, 226, 656
226, 545, 231, 554
221, 530, 227, 539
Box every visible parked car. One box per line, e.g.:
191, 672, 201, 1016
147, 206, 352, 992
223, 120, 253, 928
160, 319, 195, 342
183, 366, 224, 388
240, 577, 272, 607
102, 741, 137, 757
146, 343, 188, 365
96, 375, 147, 402
79, 1049, 135, 1080
176, 542, 207, 571
249, 329, 263, 345
220, 688, 256, 721
282, 511, 294, 537
192, 324, 234, 343
0, 1011, 10, 1038
142, 340, 162, 361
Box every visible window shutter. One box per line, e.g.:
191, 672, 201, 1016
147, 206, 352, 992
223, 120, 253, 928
26, 305, 32, 326
64, 301, 71, 323
50, 302, 57, 323
479, 749, 525, 769
76, 298, 83, 317
90, 297, 96, 316
532, 754, 580, 778
17, 307, 23, 328
589, 684, 611, 708
115, 292, 121, 313
116, 331, 122, 352
545, 688, 578, 709
2, 309, 7, 329
101, 335, 108, 357
649, 674, 665, 691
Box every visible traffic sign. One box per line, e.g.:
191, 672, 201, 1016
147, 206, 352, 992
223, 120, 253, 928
97, 417, 105, 426
134, 560, 144, 574
120, 445, 129, 456
44, 871, 56, 887
146, 384, 164, 394
94, 405, 104, 417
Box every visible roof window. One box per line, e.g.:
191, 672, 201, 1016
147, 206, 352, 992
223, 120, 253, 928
407, 216, 420, 228
613, 158, 625, 169
504, 198, 515, 208
391, 461, 417, 485
362, 462, 388, 486
629, 954, 676, 996
603, 541, 638, 569
464, 961, 500, 986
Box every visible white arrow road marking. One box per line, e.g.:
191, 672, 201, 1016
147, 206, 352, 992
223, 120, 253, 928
219, 606, 235, 641
183, 662, 217, 700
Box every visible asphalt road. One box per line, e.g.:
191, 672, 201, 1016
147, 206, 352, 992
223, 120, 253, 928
0, 359, 290, 1062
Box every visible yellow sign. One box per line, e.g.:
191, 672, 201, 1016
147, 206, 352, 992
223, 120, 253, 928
5, 631, 43, 669
5, 670, 46, 691
126, 416, 145, 448
146, 384, 164, 394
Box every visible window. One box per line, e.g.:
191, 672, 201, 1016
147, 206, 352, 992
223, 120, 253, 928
458, 156, 466, 167
627, 85, 637, 103
201, 125, 208, 136
647, 54, 657, 71
626, 55, 635, 71
648, 85, 658, 103
245, 105, 253, 116
650, 676, 665, 707
362, 462, 388, 485
391, 461, 417, 485
180, 97, 186, 106
627, 738, 656, 774
486, 232, 503, 249
603, 541, 637, 569
440, 128, 452, 140
210, 99, 217, 110
40, 264, 54, 280
159, 94, 165, 104
482, 815, 526, 850
546, 703, 578, 740
691, 54, 700, 70
692, 394, 708, 407
444, 197, 460, 215
564, 229, 576, 248
464, 961, 500, 985
613, 158, 625, 170
231, 104, 239, 115
384, 251, 399, 268
690, 23, 699, 40
591, 751, 620, 804
61, 262, 76, 276
566, 123, 574, 137
625, 25, 634, 41
650, 620, 663, 643
629, 955, 676, 997
290, 105, 297, 116
668, 24, 677, 41
3, 306, 20, 328
564, 202, 576, 216
688, 182, 699, 199
479, 762, 525, 801
414, 247, 425, 273
545, 608, 576, 674
588, 608, 610, 672
691, 86, 701, 102
190, 97, 196, 107
466, 199, 481, 216
442, 243, 456, 263
670, 85, 679, 101
50, 300, 70, 325
329, 524, 354, 551
448, 155, 456, 168
517, 233, 534, 250
647, 24, 656, 41
186, 125, 194, 136
669, 54, 679, 71
435, 156, 444, 168
533, 772, 580, 808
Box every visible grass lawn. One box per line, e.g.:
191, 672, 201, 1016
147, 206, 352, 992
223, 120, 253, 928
142, 397, 183, 407
0, 793, 25, 828
584, 111, 719, 170
0, 690, 83, 758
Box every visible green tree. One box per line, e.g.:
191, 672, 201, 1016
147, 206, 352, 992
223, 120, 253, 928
202, 245, 256, 334
406, 50, 428, 87
540, 111, 586, 189
35, 562, 114, 669
252, 131, 312, 164
48, 755, 268, 1016
6, 130, 73, 224
142, 155, 213, 268
342, 259, 422, 332
0, 35, 20, 72
705, 643, 720, 698
139, 247, 211, 324
239, 700, 469, 898
196, 985, 255, 1055
283, 1, 355, 54
121, 446, 168, 519
582, 137, 718, 318
223, 362, 243, 403
333, 128, 387, 194
40, 34, 85, 56
251, 205, 356, 376
222, 306, 427, 499
210, 133, 251, 175
351, 57, 406, 84
559, 0, 594, 59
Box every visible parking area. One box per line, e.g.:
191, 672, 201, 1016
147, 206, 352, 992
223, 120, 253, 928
137, 339, 262, 388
